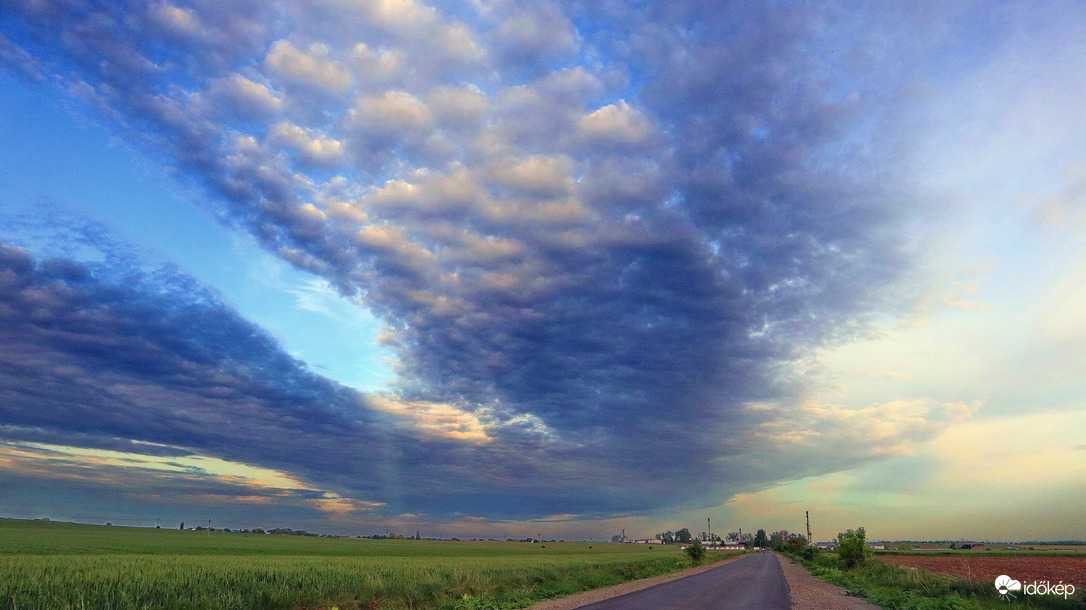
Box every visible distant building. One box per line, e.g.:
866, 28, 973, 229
611, 529, 628, 543
633, 539, 662, 544
713, 543, 744, 551
867, 542, 886, 550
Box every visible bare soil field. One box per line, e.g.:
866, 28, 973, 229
879, 555, 1086, 590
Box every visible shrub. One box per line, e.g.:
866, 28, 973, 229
684, 539, 705, 563
785, 534, 809, 554
836, 527, 872, 570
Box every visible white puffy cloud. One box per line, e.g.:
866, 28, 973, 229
364, 0, 438, 32
534, 67, 604, 106
268, 122, 345, 166
491, 1, 579, 66
349, 43, 404, 83
434, 21, 484, 63
147, 3, 202, 38
264, 40, 353, 95
351, 90, 434, 133
577, 101, 658, 148
207, 74, 283, 117
427, 85, 487, 127
484, 155, 575, 198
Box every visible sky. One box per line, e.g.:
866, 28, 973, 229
1, 0, 1084, 543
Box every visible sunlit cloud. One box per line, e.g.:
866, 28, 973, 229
368, 396, 493, 444
0, 441, 310, 489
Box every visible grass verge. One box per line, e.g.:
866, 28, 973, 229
784, 551, 1083, 610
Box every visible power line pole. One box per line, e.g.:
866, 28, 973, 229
806, 511, 812, 544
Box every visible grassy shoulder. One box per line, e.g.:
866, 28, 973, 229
783, 549, 1083, 610
0, 519, 743, 610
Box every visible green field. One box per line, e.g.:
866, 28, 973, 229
0, 518, 732, 609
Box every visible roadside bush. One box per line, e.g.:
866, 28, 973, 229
684, 539, 705, 564
802, 546, 816, 561
837, 527, 872, 570
785, 534, 809, 554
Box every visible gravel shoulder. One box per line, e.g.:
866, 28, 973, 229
776, 553, 880, 610
526, 552, 752, 610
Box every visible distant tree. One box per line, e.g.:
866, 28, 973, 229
700, 531, 708, 541
950, 542, 956, 549
786, 533, 809, 553
676, 528, 693, 544
726, 532, 740, 542
180, 522, 184, 530
754, 529, 768, 548
684, 539, 705, 563
660, 531, 674, 544
770, 530, 790, 550
837, 527, 873, 570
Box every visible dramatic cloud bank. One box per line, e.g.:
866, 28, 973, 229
2, 0, 1084, 533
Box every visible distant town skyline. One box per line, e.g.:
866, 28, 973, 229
1, 1, 1085, 541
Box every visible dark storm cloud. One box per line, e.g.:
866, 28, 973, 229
0, 231, 733, 517
0, 0, 957, 520
0, 241, 376, 445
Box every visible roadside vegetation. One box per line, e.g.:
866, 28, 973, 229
0, 518, 740, 610
782, 527, 1082, 610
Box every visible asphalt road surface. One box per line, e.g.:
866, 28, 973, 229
575, 552, 790, 610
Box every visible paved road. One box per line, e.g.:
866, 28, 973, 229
576, 552, 790, 610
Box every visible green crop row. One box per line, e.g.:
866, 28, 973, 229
0, 519, 732, 609
1, 553, 717, 609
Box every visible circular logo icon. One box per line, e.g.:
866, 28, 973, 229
994, 575, 1022, 599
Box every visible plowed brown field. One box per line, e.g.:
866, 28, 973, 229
879, 555, 1086, 591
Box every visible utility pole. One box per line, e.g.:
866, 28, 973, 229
806, 511, 812, 544
707, 517, 712, 547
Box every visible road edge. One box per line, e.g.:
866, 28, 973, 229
527, 552, 754, 610
775, 553, 880, 609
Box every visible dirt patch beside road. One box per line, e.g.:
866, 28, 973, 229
776, 554, 879, 610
